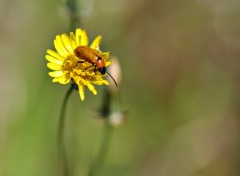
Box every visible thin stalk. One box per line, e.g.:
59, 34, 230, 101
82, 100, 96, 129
66, 0, 81, 31
88, 123, 114, 176
57, 85, 74, 176
87, 89, 114, 176
58, 0, 80, 175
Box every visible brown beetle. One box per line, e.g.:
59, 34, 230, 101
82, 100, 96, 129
75, 46, 117, 87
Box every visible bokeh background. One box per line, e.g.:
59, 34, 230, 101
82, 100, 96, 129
1, 0, 240, 175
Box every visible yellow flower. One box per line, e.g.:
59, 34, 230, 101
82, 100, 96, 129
46, 28, 111, 101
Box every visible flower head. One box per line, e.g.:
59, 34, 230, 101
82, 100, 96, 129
46, 28, 112, 101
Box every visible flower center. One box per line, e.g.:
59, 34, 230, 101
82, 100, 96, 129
62, 55, 78, 71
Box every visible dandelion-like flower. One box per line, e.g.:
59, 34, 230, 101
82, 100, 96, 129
46, 28, 111, 101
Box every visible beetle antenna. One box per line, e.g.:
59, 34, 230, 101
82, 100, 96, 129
106, 71, 118, 88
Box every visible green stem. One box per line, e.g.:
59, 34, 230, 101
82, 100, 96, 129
87, 89, 114, 176
66, 0, 81, 31
57, 0, 80, 174
88, 122, 114, 176
58, 85, 74, 176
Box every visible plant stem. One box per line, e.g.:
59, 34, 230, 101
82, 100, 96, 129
88, 122, 114, 176
66, 0, 81, 31
87, 89, 114, 176
58, 85, 74, 176
57, 0, 80, 174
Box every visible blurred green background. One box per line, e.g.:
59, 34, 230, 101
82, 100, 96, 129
1, 0, 240, 175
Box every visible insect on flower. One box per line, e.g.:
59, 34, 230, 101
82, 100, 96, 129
46, 28, 117, 101
75, 46, 118, 87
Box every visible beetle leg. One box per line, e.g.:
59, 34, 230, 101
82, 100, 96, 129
84, 64, 95, 71
77, 61, 85, 64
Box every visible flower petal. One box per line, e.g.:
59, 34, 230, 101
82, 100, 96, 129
47, 63, 62, 70
102, 52, 110, 60
53, 74, 70, 84
61, 33, 74, 53
80, 30, 88, 46
90, 35, 102, 50
46, 55, 64, 64
47, 50, 64, 60
70, 32, 77, 49
78, 83, 85, 101
105, 60, 112, 67
48, 71, 65, 77
92, 80, 109, 85
87, 82, 97, 95
54, 35, 68, 56
79, 77, 88, 85
75, 28, 82, 46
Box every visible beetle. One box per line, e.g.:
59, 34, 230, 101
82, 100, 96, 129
75, 46, 117, 87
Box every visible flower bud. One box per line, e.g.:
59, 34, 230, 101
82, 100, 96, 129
108, 111, 126, 126
107, 56, 122, 92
